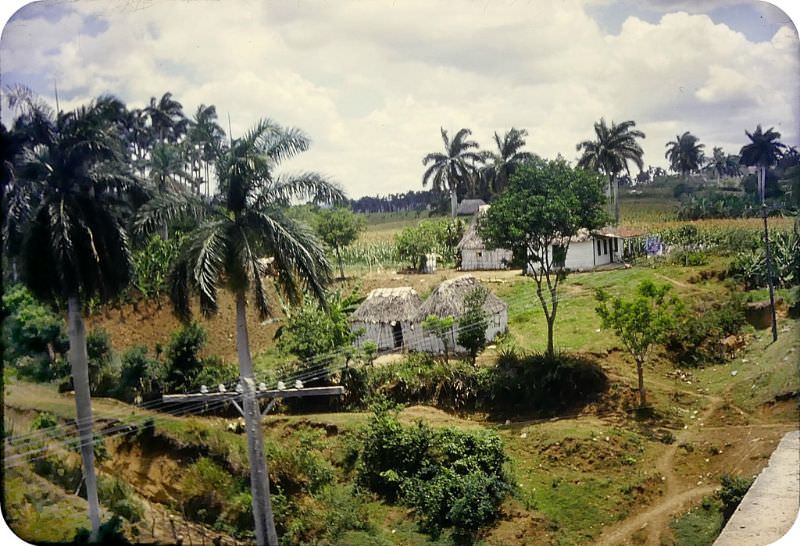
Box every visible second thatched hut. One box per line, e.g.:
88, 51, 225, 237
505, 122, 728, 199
413, 275, 508, 353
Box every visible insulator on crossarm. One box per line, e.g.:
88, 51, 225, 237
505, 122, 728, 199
235, 383, 244, 394
200, 385, 208, 394
218, 384, 226, 393
258, 382, 267, 391
277, 381, 286, 390
294, 380, 304, 389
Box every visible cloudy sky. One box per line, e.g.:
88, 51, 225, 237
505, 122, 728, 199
1, 0, 798, 197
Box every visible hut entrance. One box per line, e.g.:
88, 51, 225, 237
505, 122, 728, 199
391, 322, 403, 349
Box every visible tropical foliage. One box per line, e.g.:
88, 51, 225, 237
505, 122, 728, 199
422, 128, 483, 217
665, 131, 705, 176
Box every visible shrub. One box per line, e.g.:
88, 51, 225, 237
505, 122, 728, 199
718, 474, 753, 521
275, 291, 358, 363
2, 284, 68, 381
73, 516, 131, 545
165, 322, 207, 391
671, 249, 709, 267
490, 351, 608, 412
180, 457, 242, 525
86, 328, 118, 396
267, 431, 335, 495
666, 297, 747, 367
98, 476, 144, 522
31, 412, 58, 431
118, 345, 165, 402
192, 355, 239, 390
356, 404, 512, 538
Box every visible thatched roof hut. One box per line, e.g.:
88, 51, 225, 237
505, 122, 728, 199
414, 275, 506, 320
457, 205, 512, 270
350, 287, 423, 350
351, 287, 422, 323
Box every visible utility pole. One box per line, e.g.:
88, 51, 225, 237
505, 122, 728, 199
164, 384, 344, 545
759, 165, 779, 342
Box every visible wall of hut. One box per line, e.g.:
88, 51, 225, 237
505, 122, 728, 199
461, 248, 512, 271
351, 320, 417, 351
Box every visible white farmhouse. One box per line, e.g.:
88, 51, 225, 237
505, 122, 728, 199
527, 227, 638, 273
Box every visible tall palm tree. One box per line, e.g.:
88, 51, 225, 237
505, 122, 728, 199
188, 104, 226, 195
740, 125, 787, 343
145, 92, 188, 144
480, 127, 536, 196
7, 97, 138, 540
136, 118, 344, 546
705, 146, 727, 184
665, 131, 705, 177
576, 118, 645, 225
422, 127, 483, 217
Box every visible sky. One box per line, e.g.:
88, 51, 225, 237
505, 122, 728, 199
1, 0, 798, 198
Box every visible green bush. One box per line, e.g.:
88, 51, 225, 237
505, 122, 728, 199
192, 355, 239, 390
180, 457, 243, 526
718, 474, 753, 521
1, 284, 68, 381
490, 350, 608, 412
728, 230, 799, 289
356, 404, 512, 538
165, 322, 207, 391
118, 345, 165, 402
275, 291, 358, 363
73, 516, 131, 545
666, 297, 747, 367
268, 430, 335, 496
671, 249, 709, 267
98, 476, 144, 522
86, 328, 118, 396
31, 412, 58, 431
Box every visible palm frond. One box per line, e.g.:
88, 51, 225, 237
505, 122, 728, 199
134, 189, 207, 236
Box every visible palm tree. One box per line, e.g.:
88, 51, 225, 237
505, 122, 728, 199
145, 92, 188, 144
7, 97, 138, 540
576, 118, 645, 225
740, 124, 787, 343
188, 104, 226, 195
705, 146, 727, 184
136, 118, 344, 546
665, 131, 705, 177
422, 127, 483, 217
480, 128, 536, 196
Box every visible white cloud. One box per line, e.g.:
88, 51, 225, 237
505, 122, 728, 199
1, 0, 798, 197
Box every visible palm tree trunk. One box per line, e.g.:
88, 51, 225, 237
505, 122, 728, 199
613, 178, 620, 225
67, 296, 101, 540
450, 188, 458, 218
235, 292, 278, 546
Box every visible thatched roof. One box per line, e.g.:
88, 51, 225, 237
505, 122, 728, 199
457, 221, 485, 250
350, 287, 422, 323
414, 275, 506, 321
456, 199, 487, 215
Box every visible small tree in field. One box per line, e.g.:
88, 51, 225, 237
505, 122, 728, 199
422, 314, 455, 363
457, 287, 489, 365
315, 207, 366, 279
480, 158, 607, 357
594, 281, 682, 407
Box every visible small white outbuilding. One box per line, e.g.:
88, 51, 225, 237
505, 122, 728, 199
458, 205, 513, 271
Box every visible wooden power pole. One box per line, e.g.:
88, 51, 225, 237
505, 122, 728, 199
163, 384, 344, 545
759, 166, 779, 342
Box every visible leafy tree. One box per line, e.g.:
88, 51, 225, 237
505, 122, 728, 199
277, 291, 359, 362
6, 94, 139, 538
665, 131, 705, 176
457, 287, 489, 365
594, 281, 682, 407
422, 128, 483, 217
576, 118, 645, 224
315, 207, 366, 279
718, 474, 753, 520
136, 117, 343, 546
86, 328, 117, 395
479, 128, 536, 196
2, 284, 67, 371
480, 159, 607, 357
395, 221, 439, 271
422, 314, 455, 363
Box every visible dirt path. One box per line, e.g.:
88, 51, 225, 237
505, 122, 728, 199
594, 393, 725, 546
